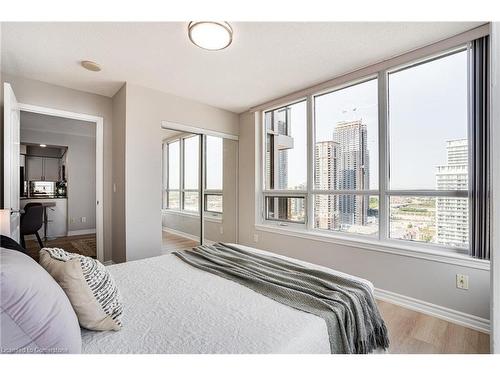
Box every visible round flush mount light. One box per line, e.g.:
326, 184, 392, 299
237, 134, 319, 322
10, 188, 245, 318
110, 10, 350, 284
188, 21, 233, 51
81, 60, 101, 72
40, 144, 47, 148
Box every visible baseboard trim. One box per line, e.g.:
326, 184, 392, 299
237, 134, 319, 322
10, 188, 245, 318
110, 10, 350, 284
68, 229, 96, 236
162, 227, 215, 245
103, 260, 114, 266
374, 287, 490, 334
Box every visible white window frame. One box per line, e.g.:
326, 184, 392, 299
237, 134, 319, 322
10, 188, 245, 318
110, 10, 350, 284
260, 44, 475, 257
204, 135, 224, 217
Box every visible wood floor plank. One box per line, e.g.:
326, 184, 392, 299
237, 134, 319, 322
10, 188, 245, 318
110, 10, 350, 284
377, 299, 490, 354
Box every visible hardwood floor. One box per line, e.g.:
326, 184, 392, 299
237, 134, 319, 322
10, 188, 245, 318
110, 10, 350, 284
377, 300, 490, 354
24, 233, 96, 262
161, 230, 199, 254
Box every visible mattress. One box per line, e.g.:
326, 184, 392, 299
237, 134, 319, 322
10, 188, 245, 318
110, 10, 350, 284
81, 244, 377, 354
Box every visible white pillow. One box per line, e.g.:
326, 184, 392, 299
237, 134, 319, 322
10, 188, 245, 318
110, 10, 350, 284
39, 248, 123, 331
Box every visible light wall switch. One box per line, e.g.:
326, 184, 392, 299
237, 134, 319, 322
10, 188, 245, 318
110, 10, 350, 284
253, 234, 259, 243
70, 218, 76, 224
113, 183, 117, 193
456, 274, 469, 290
81, 217, 87, 223
219, 226, 224, 235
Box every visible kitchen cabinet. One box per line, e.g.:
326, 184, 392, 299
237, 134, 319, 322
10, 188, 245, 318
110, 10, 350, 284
44, 158, 60, 181
26, 156, 44, 180
26, 156, 61, 181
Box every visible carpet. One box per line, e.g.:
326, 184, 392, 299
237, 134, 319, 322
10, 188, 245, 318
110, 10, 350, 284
70, 238, 97, 258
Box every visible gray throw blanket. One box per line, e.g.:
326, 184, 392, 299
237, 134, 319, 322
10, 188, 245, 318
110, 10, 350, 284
173, 243, 389, 354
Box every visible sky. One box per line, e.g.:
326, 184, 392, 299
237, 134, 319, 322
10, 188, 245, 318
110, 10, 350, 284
281, 49, 468, 191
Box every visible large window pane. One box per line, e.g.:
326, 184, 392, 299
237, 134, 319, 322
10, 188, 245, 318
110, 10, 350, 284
389, 50, 468, 190
265, 196, 305, 223
168, 141, 180, 189
205, 194, 223, 213
184, 136, 199, 190
168, 191, 180, 210
388, 195, 467, 248
314, 79, 378, 190
314, 194, 378, 236
206, 136, 223, 190
264, 101, 307, 190
183, 191, 199, 212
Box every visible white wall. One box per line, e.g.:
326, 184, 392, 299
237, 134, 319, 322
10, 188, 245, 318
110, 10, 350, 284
238, 111, 491, 321
1, 74, 114, 261
490, 22, 500, 353
123, 83, 239, 261
20, 128, 96, 232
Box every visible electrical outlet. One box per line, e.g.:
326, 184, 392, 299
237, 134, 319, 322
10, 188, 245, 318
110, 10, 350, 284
70, 218, 76, 224
456, 274, 469, 290
219, 226, 224, 235
81, 217, 87, 223
253, 234, 259, 243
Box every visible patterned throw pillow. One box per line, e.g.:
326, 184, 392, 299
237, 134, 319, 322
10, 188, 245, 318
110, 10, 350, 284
39, 248, 123, 331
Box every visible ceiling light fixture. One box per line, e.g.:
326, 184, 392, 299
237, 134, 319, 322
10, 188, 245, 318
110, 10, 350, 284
81, 60, 102, 72
188, 21, 233, 51
40, 144, 47, 148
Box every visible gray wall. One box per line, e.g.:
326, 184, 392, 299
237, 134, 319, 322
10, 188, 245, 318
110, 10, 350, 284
238, 111, 491, 320
21, 128, 96, 232
1, 74, 114, 261
111, 84, 126, 263
123, 83, 239, 261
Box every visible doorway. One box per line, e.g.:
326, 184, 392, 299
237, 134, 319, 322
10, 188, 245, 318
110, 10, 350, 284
3, 82, 105, 262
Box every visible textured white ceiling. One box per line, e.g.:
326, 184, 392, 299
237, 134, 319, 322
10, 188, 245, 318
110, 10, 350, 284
2, 22, 483, 113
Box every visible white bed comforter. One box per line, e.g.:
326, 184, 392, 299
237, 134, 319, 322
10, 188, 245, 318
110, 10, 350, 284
81, 244, 375, 354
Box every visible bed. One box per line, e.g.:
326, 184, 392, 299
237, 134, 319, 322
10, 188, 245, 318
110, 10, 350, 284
81, 244, 384, 354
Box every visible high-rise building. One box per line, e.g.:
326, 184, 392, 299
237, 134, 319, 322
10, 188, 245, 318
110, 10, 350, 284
333, 120, 370, 227
435, 139, 468, 247
314, 141, 340, 230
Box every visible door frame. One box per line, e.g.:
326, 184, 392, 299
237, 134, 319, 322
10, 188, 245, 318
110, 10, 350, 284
18, 103, 104, 263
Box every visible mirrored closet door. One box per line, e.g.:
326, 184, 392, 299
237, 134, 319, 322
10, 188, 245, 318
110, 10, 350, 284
161, 126, 238, 253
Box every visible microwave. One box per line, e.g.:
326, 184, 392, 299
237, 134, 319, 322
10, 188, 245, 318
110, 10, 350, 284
29, 181, 56, 197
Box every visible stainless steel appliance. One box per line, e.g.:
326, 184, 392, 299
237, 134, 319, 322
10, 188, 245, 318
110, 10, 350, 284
29, 181, 57, 198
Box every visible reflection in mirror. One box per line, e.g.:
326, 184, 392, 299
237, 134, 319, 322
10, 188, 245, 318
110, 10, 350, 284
161, 129, 201, 253
160, 129, 238, 254
203, 137, 238, 245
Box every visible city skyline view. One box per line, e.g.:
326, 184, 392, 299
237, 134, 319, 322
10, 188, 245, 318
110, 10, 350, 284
265, 49, 469, 247
270, 49, 468, 192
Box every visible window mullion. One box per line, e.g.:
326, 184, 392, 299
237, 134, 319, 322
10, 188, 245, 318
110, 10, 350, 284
306, 95, 314, 230
180, 137, 185, 211
378, 70, 389, 242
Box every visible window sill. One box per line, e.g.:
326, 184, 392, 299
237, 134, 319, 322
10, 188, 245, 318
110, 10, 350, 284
162, 209, 222, 223
254, 223, 490, 271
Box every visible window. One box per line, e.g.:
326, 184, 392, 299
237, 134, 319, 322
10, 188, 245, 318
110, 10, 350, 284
163, 135, 200, 213
163, 134, 224, 216
205, 135, 224, 214
313, 79, 379, 236
264, 101, 307, 191
183, 136, 199, 211
164, 140, 180, 210
262, 46, 478, 254
387, 49, 469, 249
